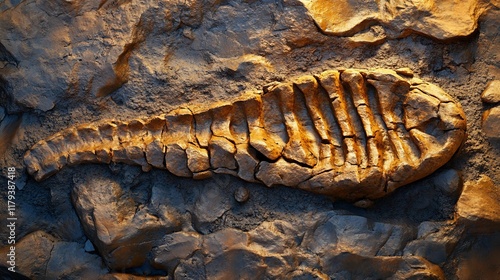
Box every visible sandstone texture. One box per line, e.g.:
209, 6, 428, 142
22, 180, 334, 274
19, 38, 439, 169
300, 0, 491, 41
1, 0, 500, 279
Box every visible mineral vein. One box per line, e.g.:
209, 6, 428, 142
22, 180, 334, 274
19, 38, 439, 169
24, 69, 467, 202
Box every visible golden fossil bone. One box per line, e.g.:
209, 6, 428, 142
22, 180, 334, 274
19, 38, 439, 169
24, 69, 466, 202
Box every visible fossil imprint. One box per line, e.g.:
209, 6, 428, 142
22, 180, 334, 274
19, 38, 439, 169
24, 69, 466, 202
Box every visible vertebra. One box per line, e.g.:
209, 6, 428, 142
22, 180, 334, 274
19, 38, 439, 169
24, 69, 466, 202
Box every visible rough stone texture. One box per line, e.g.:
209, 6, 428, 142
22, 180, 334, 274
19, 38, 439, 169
300, 0, 489, 40
404, 221, 461, 265
0, 231, 54, 279
45, 241, 107, 279
71, 172, 182, 270
481, 80, 500, 103
456, 175, 500, 232
0, 231, 107, 279
1, 0, 500, 278
482, 106, 500, 138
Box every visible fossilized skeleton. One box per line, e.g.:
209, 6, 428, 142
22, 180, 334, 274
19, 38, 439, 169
24, 69, 466, 202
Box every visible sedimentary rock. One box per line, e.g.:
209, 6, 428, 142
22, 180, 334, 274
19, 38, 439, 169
300, 0, 485, 40
24, 68, 466, 202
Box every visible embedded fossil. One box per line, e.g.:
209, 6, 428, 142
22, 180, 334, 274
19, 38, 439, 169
24, 69, 466, 202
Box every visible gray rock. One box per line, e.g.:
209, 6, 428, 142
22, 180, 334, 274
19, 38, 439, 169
431, 169, 462, 195
305, 213, 413, 257
173, 251, 206, 280
151, 231, 202, 273
45, 241, 107, 279
404, 240, 448, 265
247, 220, 302, 254
204, 248, 268, 280
192, 184, 232, 232
404, 221, 461, 265
84, 239, 95, 252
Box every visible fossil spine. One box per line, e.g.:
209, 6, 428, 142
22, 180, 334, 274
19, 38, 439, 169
24, 69, 466, 202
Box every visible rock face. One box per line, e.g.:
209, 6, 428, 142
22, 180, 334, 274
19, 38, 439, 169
300, 0, 486, 40
1, 0, 499, 278
24, 68, 466, 203
147, 213, 445, 279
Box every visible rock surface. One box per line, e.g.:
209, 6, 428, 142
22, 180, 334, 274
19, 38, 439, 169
482, 107, 500, 138
1, 0, 499, 278
300, 0, 487, 40
481, 80, 500, 103
71, 173, 182, 270
456, 175, 500, 232
0, 231, 107, 279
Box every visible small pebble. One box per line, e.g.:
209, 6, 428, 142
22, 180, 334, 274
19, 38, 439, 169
234, 187, 250, 203
353, 199, 374, 208
84, 239, 95, 252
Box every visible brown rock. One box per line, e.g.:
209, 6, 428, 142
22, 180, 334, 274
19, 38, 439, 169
348, 25, 387, 47
0, 231, 55, 278
300, 0, 483, 41
208, 136, 237, 169
456, 176, 500, 232
481, 80, 500, 103
256, 158, 312, 187
72, 175, 181, 270
234, 186, 250, 203
482, 107, 500, 138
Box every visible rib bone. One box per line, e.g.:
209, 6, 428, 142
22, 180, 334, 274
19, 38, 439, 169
24, 69, 467, 202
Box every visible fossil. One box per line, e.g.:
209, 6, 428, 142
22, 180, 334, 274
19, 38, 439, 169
24, 69, 466, 203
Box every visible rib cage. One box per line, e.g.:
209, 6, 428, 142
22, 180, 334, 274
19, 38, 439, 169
24, 69, 467, 202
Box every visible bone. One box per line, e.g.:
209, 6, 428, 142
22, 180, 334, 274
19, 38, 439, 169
24, 68, 466, 203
